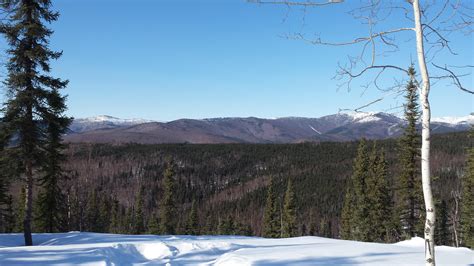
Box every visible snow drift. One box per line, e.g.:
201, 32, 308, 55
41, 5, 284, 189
0, 232, 472, 265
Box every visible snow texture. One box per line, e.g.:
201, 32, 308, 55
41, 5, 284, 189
0, 232, 472, 265
432, 114, 474, 125
78, 115, 155, 124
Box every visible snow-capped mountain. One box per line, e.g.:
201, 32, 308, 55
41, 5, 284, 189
432, 114, 474, 125
69, 115, 155, 133
66, 112, 472, 144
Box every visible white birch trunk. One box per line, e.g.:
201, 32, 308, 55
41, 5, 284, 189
413, 1, 436, 265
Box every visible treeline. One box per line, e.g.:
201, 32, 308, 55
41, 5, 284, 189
338, 70, 473, 247
0, 131, 471, 247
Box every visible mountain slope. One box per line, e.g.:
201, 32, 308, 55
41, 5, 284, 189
65, 113, 473, 144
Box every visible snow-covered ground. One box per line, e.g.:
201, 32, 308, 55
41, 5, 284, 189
0, 233, 472, 265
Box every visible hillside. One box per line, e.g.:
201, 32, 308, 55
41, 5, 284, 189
10, 131, 461, 240
64, 113, 473, 144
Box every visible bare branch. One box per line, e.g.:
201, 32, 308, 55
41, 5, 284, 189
287, 27, 414, 47
432, 63, 474, 94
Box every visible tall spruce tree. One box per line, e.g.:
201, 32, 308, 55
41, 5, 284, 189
186, 199, 199, 235
36, 89, 71, 232
0, 0, 70, 245
340, 175, 355, 240
460, 138, 474, 248
109, 199, 121, 234
282, 178, 297, 238
435, 200, 450, 246
147, 213, 160, 235
160, 161, 176, 235
133, 187, 145, 234
396, 66, 424, 239
366, 146, 393, 242
350, 139, 371, 241
263, 176, 279, 238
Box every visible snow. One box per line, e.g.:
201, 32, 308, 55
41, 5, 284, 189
432, 114, 474, 125
0, 233, 472, 265
342, 111, 382, 123
309, 125, 322, 135
77, 115, 155, 124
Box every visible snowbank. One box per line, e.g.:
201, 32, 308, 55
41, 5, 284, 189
0, 232, 471, 265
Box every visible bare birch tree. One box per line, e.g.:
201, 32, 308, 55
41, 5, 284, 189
250, 0, 473, 265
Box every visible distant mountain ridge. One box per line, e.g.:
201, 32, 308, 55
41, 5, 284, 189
65, 112, 473, 144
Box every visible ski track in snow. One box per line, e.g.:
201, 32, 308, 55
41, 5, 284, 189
0, 233, 472, 265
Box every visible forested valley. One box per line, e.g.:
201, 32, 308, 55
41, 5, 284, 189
1, 131, 470, 247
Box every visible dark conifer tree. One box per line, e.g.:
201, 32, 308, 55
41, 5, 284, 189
109, 199, 121, 234
282, 178, 297, 238
308, 209, 317, 236
186, 199, 199, 235
36, 92, 71, 232
0, 178, 7, 232
218, 216, 235, 235
15, 187, 26, 232
350, 139, 371, 241
319, 216, 332, 238
435, 200, 450, 246
396, 66, 424, 239
133, 187, 145, 234
160, 161, 176, 235
3, 195, 15, 233
460, 139, 474, 248
0, 0, 70, 245
263, 176, 279, 238
366, 146, 392, 242
340, 177, 355, 240
147, 213, 160, 235
85, 190, 101, 232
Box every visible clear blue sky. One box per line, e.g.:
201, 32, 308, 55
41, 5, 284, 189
2, 0, 473, 121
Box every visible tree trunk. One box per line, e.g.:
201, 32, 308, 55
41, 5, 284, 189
413, 1, 435, 265
23, 162, 33, 246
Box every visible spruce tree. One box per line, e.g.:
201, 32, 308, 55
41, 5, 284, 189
308, 209, 317, 236
366, 146, 392, 242
0, 177, 7, 232
160, 161, 176, 235
340, 177, 355, 240
282, 178, 297, 238
109, 199, 121, 234
0, 0, 70, 245
3, 195, 15, 233
396, 66, 424, 239
14, 187, 26, 233
36, 98, 71, 232
133, 187, 145, 234
218, 216, 235, 235
262, 176, 279, 238
350, 139, 371, 241
86, 191, 99, 232
435, 200, 450, 246
319, 216, 332, 238
147, 213, 160, 235
460, 140, 474, 248
186, 199, 199, 235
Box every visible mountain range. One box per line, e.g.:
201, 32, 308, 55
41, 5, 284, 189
64, 112, 473, 144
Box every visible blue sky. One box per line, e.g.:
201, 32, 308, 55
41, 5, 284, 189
2, 0, 473, 121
